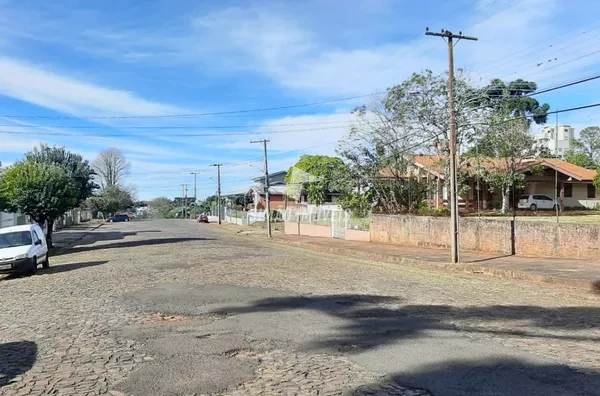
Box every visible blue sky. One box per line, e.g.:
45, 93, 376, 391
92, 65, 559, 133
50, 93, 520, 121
1, 0, 600, 200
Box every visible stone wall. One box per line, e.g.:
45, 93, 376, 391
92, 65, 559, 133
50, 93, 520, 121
371, 215, 600, 259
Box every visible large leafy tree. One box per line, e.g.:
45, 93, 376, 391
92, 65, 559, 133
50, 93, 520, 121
25, 144, 97, 206
285, 155, 349, 205
87, 186, 134, 217
0, 162, 79, 247
472, 78, 550, 124
148, 197, 174, 218
477, 111, 535, 214
338, 96, 432, 214
564, 126, 600, 169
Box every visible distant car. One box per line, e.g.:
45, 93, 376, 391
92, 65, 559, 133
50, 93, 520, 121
197, 214, 209, 223
517, 194, 558, 211
107, 214, 130, 223
0, 224, 49, 274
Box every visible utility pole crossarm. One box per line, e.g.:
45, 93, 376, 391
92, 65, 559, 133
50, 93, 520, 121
424, 28, 478, 41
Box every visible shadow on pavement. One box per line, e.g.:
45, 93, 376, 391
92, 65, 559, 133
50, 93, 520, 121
0, 261, 110, 281
0, 341, 37, 387
214, 294, 600, 351
351, 358, 600, 396
52, 237, 215, 256
42, 260, 109, 275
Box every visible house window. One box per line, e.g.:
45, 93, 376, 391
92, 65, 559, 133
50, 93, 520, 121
564, 183, 573, 198
588, 184, 596, 199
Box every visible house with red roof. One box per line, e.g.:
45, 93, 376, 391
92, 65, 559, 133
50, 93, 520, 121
404, 155, 600, 210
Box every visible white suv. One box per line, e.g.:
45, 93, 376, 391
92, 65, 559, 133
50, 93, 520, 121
0, 224, 49, 275
517, 194, 558, 211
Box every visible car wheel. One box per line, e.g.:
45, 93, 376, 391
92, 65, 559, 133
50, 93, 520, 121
553, 204, 558, 211
109, 219, 113, 223
42, 256, 50, 269
529, 204, 537, 211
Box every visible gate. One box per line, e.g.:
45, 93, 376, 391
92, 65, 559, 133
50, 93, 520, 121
331, 209, 347, 239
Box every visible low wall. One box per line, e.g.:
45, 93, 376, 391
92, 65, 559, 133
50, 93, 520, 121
371, 215, 600, 259
345, 229, 371, 242
299, 223, 332, 238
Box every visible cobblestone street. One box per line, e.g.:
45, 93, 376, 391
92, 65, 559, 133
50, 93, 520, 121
1, 220, 599, 395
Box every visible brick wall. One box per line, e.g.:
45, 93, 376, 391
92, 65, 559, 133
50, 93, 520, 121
371, 215, 600, 259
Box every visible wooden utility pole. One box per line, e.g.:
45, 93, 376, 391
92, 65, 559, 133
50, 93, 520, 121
425, 28, 477, 264
190, 172, 197, 217
251, 139, 272, 238
180, 184, 189, 219
211, 164, 222, 224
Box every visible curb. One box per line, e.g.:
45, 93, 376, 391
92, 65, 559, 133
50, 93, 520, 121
212, 223, 600, 294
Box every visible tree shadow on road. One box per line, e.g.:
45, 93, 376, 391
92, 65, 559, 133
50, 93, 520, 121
0, 261, 110, 281
214, 294, 600, 394
213, 294, 600, 352
52, 237, 215, 256
0, 341, 36, 388
350, 358, 600, 396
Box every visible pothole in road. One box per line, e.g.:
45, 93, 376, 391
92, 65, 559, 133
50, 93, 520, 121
222, 348, 258, 358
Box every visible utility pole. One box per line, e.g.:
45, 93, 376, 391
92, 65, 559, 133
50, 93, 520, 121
180, 184, 189, 219
190, 172, 197, 217
210, 164, 222, 224
425, 28, 477, 264
251, 139, 272, 238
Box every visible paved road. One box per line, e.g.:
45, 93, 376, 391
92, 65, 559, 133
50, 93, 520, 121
1, 220, 599, 396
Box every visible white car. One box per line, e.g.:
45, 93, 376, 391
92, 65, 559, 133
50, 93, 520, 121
517, 194, 558, 211
0, 224, 49, 275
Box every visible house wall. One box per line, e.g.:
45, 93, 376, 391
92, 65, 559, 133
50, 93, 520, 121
524, 182, 600, 209
254, 195, 297, 210
371, 214, 600, 259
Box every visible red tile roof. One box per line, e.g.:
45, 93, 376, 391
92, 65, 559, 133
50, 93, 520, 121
408, 155, 596, 181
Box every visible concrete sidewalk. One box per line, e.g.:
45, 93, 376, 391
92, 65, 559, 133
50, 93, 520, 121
218, 223, 600, 293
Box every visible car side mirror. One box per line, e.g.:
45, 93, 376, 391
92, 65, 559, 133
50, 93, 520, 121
35, 240, 42, 246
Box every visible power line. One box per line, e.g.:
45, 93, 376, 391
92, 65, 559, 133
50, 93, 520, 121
0, 125, 351, 138
6, 73, 600, 139
470, 24, 600, 80
0, 119, 355, 129
0, 92, 385, 120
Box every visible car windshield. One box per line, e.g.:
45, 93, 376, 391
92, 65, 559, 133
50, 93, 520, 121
0, 231, 32, 249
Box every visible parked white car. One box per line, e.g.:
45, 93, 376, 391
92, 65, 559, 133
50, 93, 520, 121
517, 194, 558, 211
0, 224, 49, 274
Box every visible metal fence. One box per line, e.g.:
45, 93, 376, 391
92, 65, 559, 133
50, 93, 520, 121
284, 205, 371, 234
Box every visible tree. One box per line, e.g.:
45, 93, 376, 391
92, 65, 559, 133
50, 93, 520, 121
88, 186, 134, 216
0, 161, 78, 247
473, 78, 550, 124
477, 112, 534, 214
338, 96, 432, 214
93, 148, 131, 189
563, 126, 600, 169
25, 143, 97, 206
384, 69, 483, 152
148, 197, 174, 218
564, 150, 597, 169
285, 155, 349, 205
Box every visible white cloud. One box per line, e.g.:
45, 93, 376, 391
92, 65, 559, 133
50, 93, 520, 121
0, 57, 186, 117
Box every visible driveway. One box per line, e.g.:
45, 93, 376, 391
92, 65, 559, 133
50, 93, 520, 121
1, 219, 599, 395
